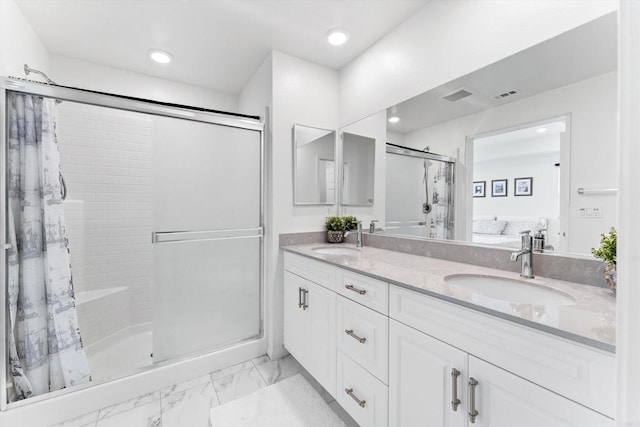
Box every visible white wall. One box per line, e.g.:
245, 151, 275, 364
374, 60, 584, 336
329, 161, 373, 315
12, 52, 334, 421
401, 72, 617, 254
57, 102, 154, 344
617, 2, 640, 424
239, 54, 273, 118
339, 0, 617, 126
50, 55, 238, 112
0, 0, 49, 79
268, 51, 339, 357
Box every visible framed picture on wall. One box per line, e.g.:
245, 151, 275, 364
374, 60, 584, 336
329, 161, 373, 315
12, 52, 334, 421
491, 179, 508, 197
514, 177, 533, 196
473, 181, 486, 198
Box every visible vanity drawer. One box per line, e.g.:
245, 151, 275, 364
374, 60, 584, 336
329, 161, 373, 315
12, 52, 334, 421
337, 269, 388, 314
389, 285, 616, 418
337, 351, 388, 427
337, 296, 389, 383
284, 252, 336, 291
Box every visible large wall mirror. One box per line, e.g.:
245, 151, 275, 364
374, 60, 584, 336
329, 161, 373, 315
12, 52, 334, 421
341, 132, 376, 206
348, 12, 617, 257
293, 124, 336, 205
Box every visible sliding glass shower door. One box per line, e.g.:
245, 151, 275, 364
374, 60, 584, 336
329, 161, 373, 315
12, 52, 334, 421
151, 117, 262, 363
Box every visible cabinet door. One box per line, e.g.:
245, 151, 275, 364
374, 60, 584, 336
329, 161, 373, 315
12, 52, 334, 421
469, 357, 614, 427
389, 320, 467, 427
283, 272, 307, 364
305, 280, 337, 398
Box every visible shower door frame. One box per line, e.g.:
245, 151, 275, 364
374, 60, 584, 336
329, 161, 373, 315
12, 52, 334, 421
385, 144, 456, 239
0, 77, 266, 411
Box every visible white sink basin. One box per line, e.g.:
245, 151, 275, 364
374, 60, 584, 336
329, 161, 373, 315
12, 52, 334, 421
444, 274, 576, 306
312, 246, 361, 257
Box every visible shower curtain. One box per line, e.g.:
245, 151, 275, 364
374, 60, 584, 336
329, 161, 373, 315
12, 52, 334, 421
6, 93, 90, 401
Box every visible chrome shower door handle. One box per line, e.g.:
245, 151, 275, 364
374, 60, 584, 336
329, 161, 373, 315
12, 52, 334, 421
451, 368, 461, 411
468, 377, 479, 423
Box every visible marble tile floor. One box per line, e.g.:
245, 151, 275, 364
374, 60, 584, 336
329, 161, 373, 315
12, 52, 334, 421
51, 354, 358, 427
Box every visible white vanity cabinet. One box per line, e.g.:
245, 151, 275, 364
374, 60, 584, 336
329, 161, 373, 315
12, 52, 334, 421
283, 250, 615, 427
283, 268, 337, 397
389, 319, 467, 427
389, 319, 614, 427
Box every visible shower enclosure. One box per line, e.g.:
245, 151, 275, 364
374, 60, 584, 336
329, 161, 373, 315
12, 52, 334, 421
385, 143, 455, 239
0, 78, 264, 407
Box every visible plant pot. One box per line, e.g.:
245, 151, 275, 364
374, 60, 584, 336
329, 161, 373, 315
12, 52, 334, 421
604, 264, 616, 294
327, 230, 344, 243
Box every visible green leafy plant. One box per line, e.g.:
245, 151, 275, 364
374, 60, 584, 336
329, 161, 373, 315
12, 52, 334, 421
325, 216, 347, 232
592, 227, 616, 265
343, 216, 359, 231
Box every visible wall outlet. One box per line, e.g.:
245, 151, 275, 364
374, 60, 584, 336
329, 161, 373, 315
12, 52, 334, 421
578, 206, 602, 218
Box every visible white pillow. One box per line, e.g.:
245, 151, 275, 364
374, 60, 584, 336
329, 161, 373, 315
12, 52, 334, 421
473, 220, 507, 235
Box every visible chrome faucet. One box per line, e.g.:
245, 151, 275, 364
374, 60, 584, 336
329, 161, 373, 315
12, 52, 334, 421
344, 221, 363, 248
511, 230, 534, 278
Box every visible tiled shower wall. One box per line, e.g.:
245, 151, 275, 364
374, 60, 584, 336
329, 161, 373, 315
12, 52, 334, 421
56, 102, 154, 345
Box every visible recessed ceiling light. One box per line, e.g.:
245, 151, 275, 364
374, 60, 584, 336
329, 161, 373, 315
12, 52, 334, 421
149, 49, 173, 64
388, 116, 400, 123
536, 127, 547, 133
327, 29, 349, 46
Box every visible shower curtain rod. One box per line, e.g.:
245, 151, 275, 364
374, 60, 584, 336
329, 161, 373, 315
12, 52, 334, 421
14, 68, 260, 121
386, 142, 455, 163
24, 64, 56, 85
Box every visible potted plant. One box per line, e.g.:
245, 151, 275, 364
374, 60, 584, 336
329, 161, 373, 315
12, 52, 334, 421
325, 216, 347, 243
343, 216, 359, 231
592, 227, 616, 294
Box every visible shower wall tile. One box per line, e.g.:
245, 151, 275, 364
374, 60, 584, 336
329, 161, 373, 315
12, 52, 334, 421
57, 103, 155, 347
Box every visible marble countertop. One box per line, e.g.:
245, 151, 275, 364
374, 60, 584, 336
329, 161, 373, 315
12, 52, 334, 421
283, 244, 616, 352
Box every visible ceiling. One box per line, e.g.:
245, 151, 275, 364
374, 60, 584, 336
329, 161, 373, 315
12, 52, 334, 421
386, 12, 617, 134
16, 0, 429, 94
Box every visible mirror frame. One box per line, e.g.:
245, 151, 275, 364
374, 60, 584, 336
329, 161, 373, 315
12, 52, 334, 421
292, 123, 337, 206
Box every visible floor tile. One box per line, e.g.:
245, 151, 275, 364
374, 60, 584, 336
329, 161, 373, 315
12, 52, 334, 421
212, 366, 266, 404
253, 354, 303, 385
161, 380, 219, 427
161, 373, 212, 396
97, 391, 160, 420
209, 359, 254, 380
49, 410, 99, 427
97, 400, 161, 427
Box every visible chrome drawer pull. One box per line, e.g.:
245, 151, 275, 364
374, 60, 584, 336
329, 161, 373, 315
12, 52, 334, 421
345, 329, 367, 344
345, 388, 366, 408
468, 377, 479, 423
451, 368, 461, 411
302, 289, 309, 310
345, 284, 366, 295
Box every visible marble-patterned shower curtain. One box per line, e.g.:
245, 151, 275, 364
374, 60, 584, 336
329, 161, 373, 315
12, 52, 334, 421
6, 93, 90, 401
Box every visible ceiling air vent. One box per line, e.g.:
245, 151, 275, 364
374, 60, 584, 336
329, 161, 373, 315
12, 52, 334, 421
442, 88, 473, 102
493, 89, 520, 100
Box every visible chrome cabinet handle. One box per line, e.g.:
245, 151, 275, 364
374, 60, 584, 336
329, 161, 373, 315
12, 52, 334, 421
345, 329, 367, 344
345, 284, 366, 295
451, 368, 461, 411
302, 289, 309, 310
345, 388, 366, 408
468, 378, 479, 423
298, 287, 304, 308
